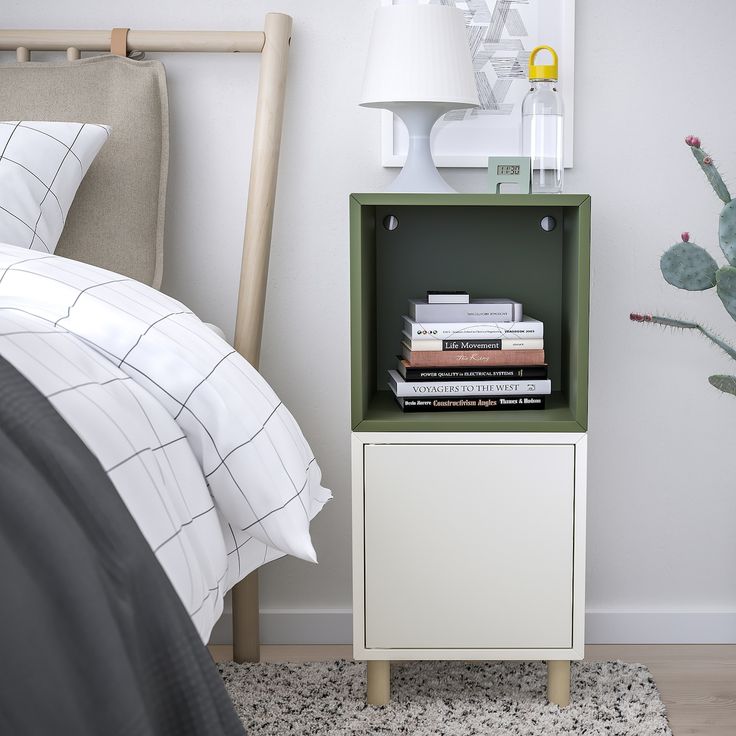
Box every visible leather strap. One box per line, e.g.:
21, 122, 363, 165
110, 27, 129, 57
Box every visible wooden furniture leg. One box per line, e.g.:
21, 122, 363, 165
232, 571, 260, 663
231, 12, 292, 666
547, 660, 571, 706
367, 660, 390, 705
233, 12, 292, 364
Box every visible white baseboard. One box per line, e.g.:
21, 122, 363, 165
585, 610, 736, 644
209, 608, 736, 646
210, 608, 353, 646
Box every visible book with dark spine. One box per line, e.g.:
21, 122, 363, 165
388, 370, 551, 397
394, 395, 546, 412
426, 291, 469, 303
397, 359, 548, 382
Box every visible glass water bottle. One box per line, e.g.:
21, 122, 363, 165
522, 45, 564, 193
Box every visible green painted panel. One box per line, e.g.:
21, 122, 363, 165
357, 391, 581, 433
558, 198, 591, 430
351, 193, 590, 208
350, 193, 591, 433
350, 196, 378, 424
374, 204, 564, 394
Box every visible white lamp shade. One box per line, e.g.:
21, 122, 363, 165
360, 4, 479, 108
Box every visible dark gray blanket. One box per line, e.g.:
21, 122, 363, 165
0, 356, 245, 736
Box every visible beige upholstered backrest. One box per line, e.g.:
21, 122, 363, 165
0, 55, 168, 287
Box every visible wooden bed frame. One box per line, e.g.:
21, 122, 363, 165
0, 12, 293, 665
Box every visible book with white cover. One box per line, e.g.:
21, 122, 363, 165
408, 298, 523, 323
387, 370, 551, 397
403, 315, 543, 340
401, 334, 544, 352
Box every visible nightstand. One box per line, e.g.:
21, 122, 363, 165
350, 193, 591, 706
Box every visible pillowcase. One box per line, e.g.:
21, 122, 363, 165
0, 121, 109, 253
0, 242, 332, 565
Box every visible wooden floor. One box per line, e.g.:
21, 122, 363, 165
209, 644, 736, 736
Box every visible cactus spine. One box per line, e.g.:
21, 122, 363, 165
632, 136, 736, 397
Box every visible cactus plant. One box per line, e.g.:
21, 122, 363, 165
631, 136, 736, 397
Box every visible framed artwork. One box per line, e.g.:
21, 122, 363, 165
382, 0, 576, 168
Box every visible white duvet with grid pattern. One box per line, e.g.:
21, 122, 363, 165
0, 243, 331, 641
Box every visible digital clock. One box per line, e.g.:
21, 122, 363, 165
487, 156, 531, 194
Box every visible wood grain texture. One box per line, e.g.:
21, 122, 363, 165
586, 645, 736, 736
367, 660, 391, 705
229, 11, 292, 666
232, 12, 292, 367
209, 644, 736, 735
231, 572, 260, 664
547, 660, 571, 707
0, 29, 264, 52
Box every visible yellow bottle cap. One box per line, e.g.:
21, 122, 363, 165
529, 45, 558, 80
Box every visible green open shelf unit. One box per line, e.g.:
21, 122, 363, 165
350, 193, 591, 432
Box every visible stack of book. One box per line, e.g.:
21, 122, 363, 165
388, 291, 550, 412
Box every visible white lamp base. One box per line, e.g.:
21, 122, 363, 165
384, 102, 471, 193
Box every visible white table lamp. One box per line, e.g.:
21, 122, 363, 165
360, 4, 479, 193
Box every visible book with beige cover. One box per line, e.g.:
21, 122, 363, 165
401, 344, 545, 367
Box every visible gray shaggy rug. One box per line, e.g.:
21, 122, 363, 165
218, 659, 671, 735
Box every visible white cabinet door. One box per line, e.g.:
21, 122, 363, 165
363, 443, 575, 650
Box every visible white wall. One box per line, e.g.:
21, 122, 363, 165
6, 0, 736, 643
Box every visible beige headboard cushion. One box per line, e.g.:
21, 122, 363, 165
0, 55, 168, 288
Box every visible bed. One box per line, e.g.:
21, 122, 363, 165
0, 14, 323, 734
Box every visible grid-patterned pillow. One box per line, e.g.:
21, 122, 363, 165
0, 121, 109, 253
0, 242, 332, 567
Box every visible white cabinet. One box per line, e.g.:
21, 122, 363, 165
349, 194, 591, 706
352, 432, 587, 705
363, 443, 574, 650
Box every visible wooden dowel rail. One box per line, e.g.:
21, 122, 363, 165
0, 29, 265, 53
233, 12, 290, 365
231, 11, 292, 664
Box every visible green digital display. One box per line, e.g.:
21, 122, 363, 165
497, 164, 521, 176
